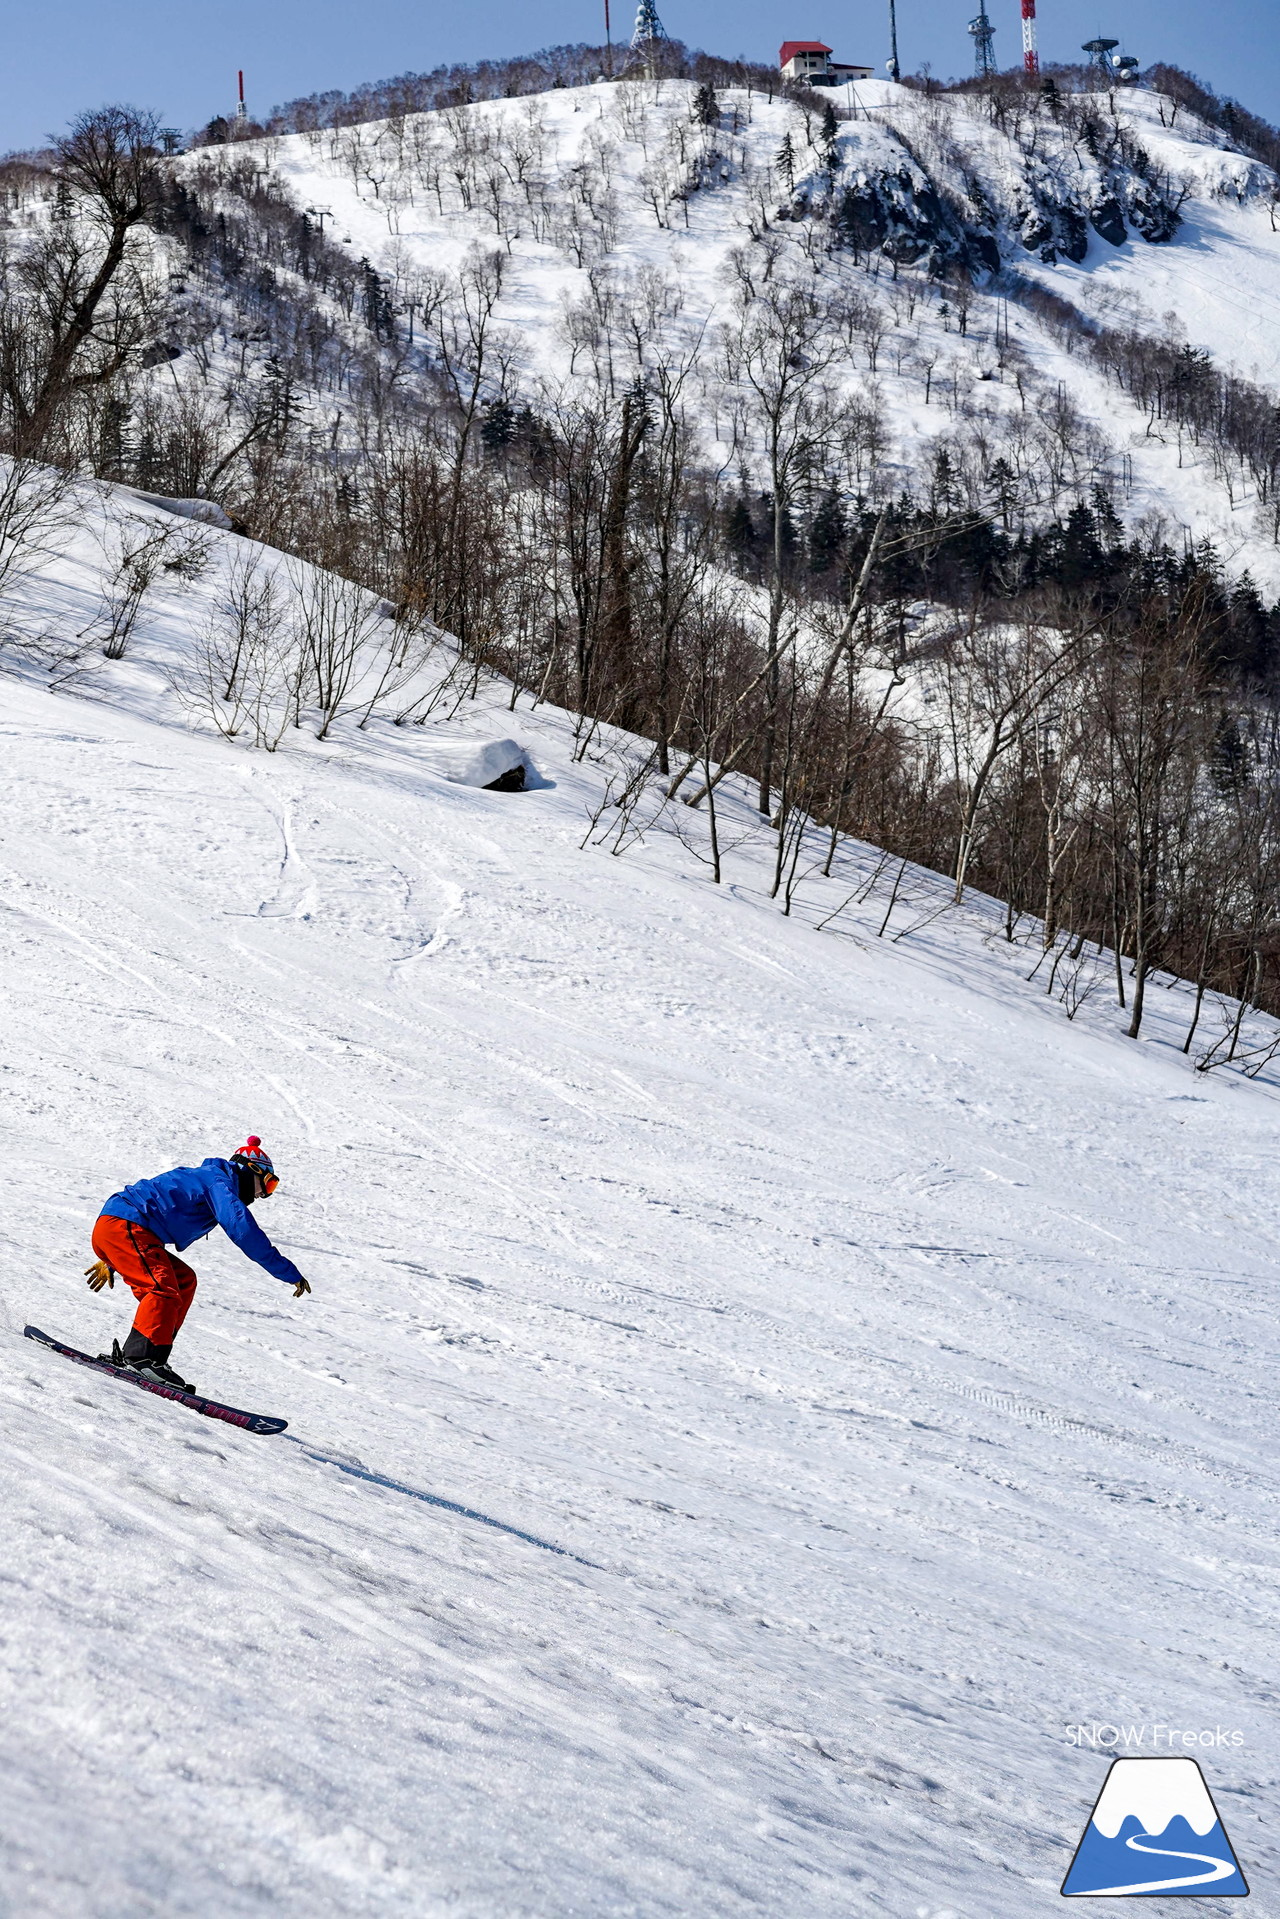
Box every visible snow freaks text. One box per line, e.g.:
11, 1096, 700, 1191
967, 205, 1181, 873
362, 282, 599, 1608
1065, 1725, 1245, 1750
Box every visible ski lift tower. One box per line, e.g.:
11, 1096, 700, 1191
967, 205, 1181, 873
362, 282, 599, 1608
968, 4, 997, 75
627, 0, 668, 74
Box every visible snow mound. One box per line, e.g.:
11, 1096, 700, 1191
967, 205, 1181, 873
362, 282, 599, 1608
119, 486, 235, 531
420, 735, 538, 790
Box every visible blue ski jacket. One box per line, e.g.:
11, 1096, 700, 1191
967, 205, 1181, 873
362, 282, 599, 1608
100, 1158, 305, 1288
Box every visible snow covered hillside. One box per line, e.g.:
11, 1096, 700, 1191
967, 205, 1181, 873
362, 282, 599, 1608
3, 487, 1280, 1914
177, 73, 1280, 588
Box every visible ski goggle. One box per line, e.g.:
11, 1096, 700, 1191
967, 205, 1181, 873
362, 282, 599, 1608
258, 1170, 280, 1196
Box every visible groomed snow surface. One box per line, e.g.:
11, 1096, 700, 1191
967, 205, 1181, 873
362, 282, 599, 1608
3, 495, 1280, 1915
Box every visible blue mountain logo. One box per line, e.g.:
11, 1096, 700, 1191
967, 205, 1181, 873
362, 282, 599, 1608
1062, 1757, 1248, 1896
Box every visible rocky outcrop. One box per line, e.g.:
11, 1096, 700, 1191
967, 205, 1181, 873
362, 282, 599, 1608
831, 163, 998, 274
812, 92, 1188, 277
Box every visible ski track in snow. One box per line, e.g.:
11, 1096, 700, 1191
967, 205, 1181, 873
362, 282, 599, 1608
3, 509, 1280, 1911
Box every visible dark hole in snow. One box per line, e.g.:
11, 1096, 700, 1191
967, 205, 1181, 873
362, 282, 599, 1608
484, 763, 526, 792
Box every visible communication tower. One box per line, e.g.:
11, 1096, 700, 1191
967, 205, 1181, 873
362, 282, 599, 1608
968, 4, 997, 76
629, 0, 668, 64
1082, 36, 1139, 82
1021, 0, 1039, 75
235, 70, 248, 123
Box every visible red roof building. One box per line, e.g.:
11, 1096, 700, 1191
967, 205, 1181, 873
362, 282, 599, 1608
778, 40, 874, 82
779, 40, 832, 69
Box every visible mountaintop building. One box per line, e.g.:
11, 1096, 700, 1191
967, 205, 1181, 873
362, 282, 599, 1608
778, 40, 875, 83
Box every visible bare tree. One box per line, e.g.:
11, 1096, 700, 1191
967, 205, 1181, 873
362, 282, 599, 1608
89, 511, 205, 659
289, 562, 389, 738
936, 609, 1098, 903
0, 108, 164, 458
176, 553, 303, 750
1093, 616, 1204, 1039
715, 276, 845, 814
0, 459, 73, 602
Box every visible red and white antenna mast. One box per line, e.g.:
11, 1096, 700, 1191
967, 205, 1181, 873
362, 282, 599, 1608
1021, 0, 1039, 74
236, 70, 248, 122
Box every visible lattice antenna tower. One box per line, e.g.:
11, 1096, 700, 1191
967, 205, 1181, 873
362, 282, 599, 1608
968, 5, 997, 76
629, 0, 668, 69
1021, 0, 1039, 74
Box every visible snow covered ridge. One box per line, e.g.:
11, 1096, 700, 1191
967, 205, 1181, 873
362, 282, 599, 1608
3, 469, 1280, 1913
195, 72, 1275, 278
196, 73, 1277, 286
5, 72, 1280, 577
146, 71, 1280, 585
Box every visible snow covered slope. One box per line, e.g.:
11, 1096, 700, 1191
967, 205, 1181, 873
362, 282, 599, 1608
177, 75, 1280, 588
2, 491, 1280, 1914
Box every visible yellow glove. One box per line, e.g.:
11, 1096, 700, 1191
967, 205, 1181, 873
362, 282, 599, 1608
292, 1278, 311, 1298
84, 1260, 115, 1292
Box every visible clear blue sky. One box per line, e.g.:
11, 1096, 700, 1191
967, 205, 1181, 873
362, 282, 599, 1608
5, 0, 1275, 150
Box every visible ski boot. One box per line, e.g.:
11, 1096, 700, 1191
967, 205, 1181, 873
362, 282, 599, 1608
133, 1356, 197, 1395
105, 1336, 196, 1395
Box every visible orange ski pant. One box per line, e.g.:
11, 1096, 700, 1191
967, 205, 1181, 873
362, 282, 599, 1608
91, 1216, 198, 1347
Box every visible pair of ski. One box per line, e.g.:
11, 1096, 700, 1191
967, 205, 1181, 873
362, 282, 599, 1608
24, 1326, 287, 1435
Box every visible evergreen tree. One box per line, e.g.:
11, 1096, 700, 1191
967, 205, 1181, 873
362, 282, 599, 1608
1208, 712, 1249, 791
930, 448, 961, 516
808, 487, 846, 573
987, 457, 1018, 532
261, 357, 301, 450
1222, 573, 1274, 680
692, 84, 719, 127
481, 400, 516, 455
724, 494, 757, 561
775, 132, 796, 196
1090, 483, 1123, 549
361, 259, 395, 338
97, 398, 132, 482
1053, 500, 1105, 591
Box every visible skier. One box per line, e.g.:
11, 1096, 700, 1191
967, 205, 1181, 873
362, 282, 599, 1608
82, 1136, 311, 1393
